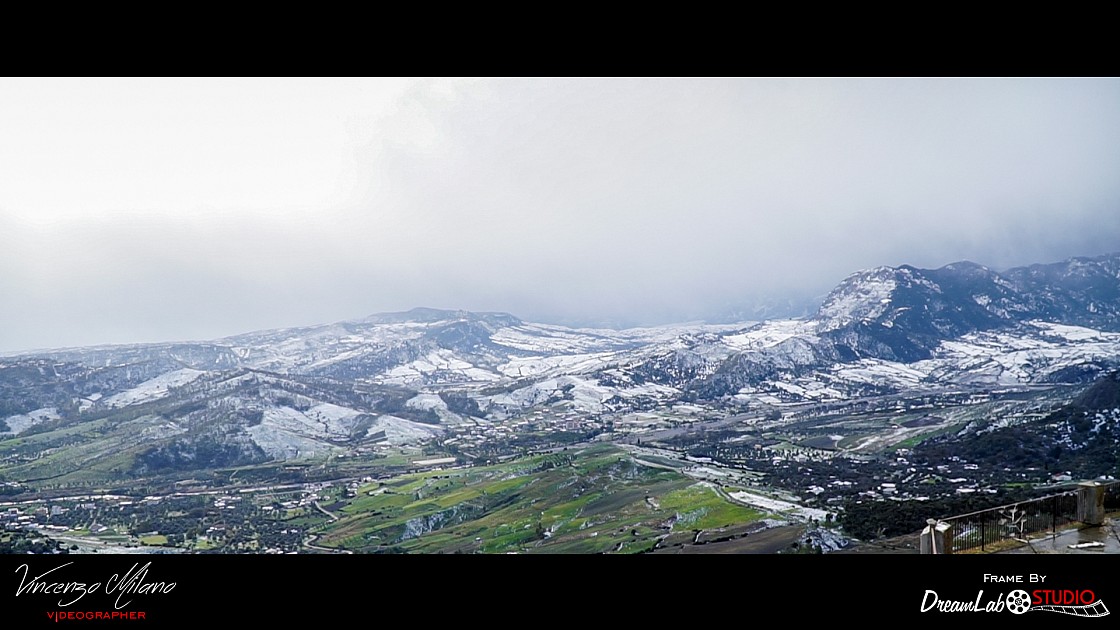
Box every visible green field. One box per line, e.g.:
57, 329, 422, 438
315, 444, 767, 553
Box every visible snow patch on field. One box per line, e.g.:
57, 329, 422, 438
379, 349, 501, 386
498, 352, 617, 379
831, 359, 928, 388
406, 394, 448, 412
770, 380, 844, 400
916, 325, 1120, 384
304, 403, 365, 437
245, 403, 373, 458
246, 404, 439, 457
723, 320, 819, 351
235, 322, 427, 373
1, 407, 60, 435
365, 415, 442, 445
1029, 320, 1114, 342
489, 375, 613, 413
612, 322, 750, 344
491, 322, 749, 355
137, 416, 188, 440
728, 490, 829, 521
491, 324, 621, 354
259, 407, 334, 440
253, 404, 366, 440
405, 394, 469, 425
247, 421, 341, 459
103, 369, 205, 408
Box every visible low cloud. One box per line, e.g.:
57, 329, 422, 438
2, 78, 1118, 351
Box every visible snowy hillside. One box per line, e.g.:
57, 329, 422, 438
2, 254, 1119, 468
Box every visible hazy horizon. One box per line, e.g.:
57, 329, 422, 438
2, 78, 1119, 353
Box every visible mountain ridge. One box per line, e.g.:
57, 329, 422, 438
3, 251, 1119, 477
812, 251, 1120, 362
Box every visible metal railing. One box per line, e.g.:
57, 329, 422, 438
940, 491, 1079, 553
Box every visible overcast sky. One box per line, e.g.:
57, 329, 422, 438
1, 77, 1119, 352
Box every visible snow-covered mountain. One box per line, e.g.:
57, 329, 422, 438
2, 254, 1118, 470
812, 253, 1120, 362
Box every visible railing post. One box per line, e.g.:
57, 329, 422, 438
921, 519, 936, 554
921, 519, 953, 554
1078, 481, 1105, 526
980, 519, 985, 551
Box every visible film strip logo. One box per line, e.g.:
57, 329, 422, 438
1006, 590, 1111, 617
